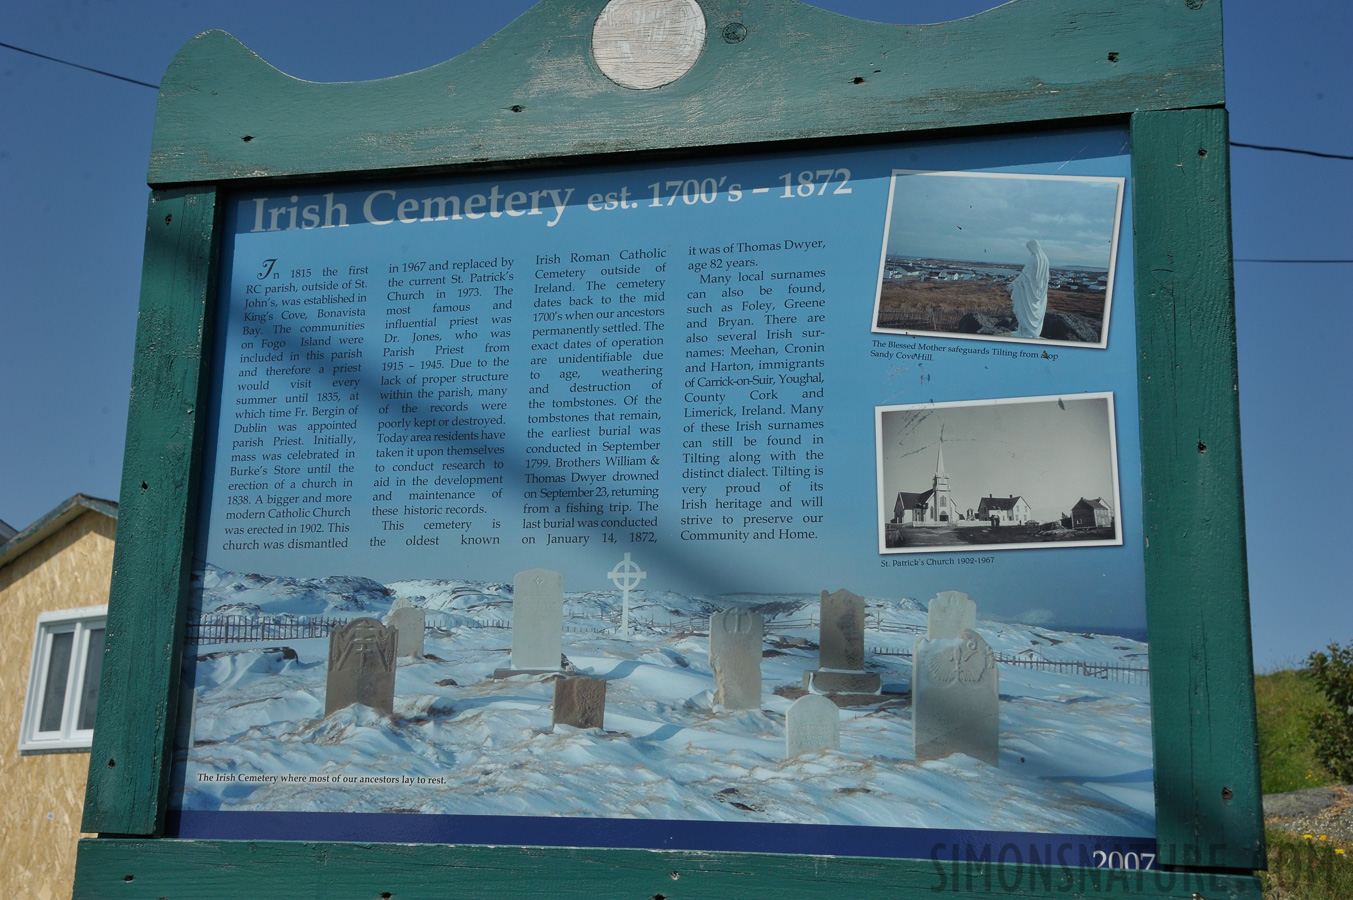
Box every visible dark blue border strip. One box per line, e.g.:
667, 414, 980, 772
169, 810, 1156, 867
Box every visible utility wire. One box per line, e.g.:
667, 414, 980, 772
0, 40, 159, 90
1230, 141, 1353, 162
5, 39, 1353, 166
5, 44, 1352, 263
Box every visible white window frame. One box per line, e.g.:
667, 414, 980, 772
18, 604, 107, 753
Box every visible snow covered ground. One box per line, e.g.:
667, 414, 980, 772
173, 566, 1155, 838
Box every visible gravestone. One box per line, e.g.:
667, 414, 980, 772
324, 617, 397, 717
385, 598, 426, 658
552, 674, 606, 729
802, 589, 881, 694
709, 608, 764, 710
503, 568, 564, 675
912, 628, 999, 766
786, 693, 840, 758
927, 591, 976, 640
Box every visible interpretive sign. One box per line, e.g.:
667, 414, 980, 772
77, 1, 1263, 897
168, 126, 1158, 861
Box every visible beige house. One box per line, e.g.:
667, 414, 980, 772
0, 495, 116, 900
976, 494, 1033, 526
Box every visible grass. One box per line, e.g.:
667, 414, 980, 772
1254, 669, 1338, 795
1261, 828, 1353, 899
875, 278, 1105, 335
1254, 669, 1349, 898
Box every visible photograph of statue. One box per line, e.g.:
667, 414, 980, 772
872, 171, 1124, 348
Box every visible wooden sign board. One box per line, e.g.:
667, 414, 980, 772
74, 1, 1263, 897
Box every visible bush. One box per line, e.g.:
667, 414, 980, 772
1254, 669, 1336, 794
1307, 642, 1353, 783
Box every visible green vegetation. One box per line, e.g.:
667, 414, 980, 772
1307, 642, 1353, 784
1254, 653, 1352, 898
1261, 828, 1353, 899
1254, 668, 1338, 795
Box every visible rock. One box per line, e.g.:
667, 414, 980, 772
1040, 311, 1100, 342
956, 310, 1101, 343
957, 312, 1016, 335
1263, 786, 1345, 820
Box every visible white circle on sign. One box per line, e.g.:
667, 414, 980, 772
592, 0, 707, 90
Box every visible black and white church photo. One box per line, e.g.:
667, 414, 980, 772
875, 394, 1123, 553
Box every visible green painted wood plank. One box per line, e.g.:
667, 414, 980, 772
72, 838, 1262, 899
1131, 108, 1264, 871
81, 188, 220, 836
148, 0, 1223, 185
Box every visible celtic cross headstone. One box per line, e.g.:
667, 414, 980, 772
324, 617, 397, 717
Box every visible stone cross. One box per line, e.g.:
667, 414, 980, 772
786, 693, 840, 758
607, 552, 646, 637
709, 608, 764, 710
802, 589, 881, 694
325, 617, 397, 717
927, 590, 977, 639
386, 604, 426, 658
912, 627, 999, 766
553, 674, 606, 729
510, 568, 565, 672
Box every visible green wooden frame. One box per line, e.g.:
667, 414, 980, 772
75, 1, 1263, 896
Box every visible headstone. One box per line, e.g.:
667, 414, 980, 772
802, 589, 881, 694
324, 617, 397, 717
927, 590, 976, 640
912, 628, 999, 766
385, 604, 426, 658
709, 608, 764, 710
552, 674, 606, 729
786, 693, 840, 758
508, 568, 564, 673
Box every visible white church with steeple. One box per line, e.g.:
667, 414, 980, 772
891, 442, 954, 526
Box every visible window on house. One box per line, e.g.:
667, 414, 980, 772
19, 606, 106, 753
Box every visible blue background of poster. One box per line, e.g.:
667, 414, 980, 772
171, 127, 1154, 861
195, 125, 1141, 634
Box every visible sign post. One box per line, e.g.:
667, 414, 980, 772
75, 2, 1263, 897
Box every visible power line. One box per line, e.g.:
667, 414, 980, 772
1230, 141, 1353, 162
3, 38, 1353, 167
1235, 258, 1353, 264
0, 40, 159, 90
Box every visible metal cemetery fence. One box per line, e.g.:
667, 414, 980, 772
870, 646, 1149, 685
187, 614, 1145, 684
186, 615, 351, 644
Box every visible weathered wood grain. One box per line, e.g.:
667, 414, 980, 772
73, 838, 1262, 899
1131, 107, 1265, 871
81, 188, 220, 836
148, 0, 1223, 185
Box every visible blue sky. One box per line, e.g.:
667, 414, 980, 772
885, 172, 1121, 268
1, 1, 1348, 670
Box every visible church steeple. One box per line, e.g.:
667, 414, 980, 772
934, 441, 949, 491
932, 439, 952, 521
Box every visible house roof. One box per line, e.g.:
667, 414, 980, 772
894, 489, 934, 511
978, 495, 1026, 511
1073, 497, 1111, 510
0, 518, 16, 544
0, 494, 118, 573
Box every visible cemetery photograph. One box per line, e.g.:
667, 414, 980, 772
872, 170, 1124, 347
169, 562, 1155, 848
875, 394, 1123, 553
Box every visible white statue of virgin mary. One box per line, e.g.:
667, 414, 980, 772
1008, 239, 1050, 338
